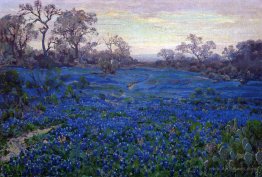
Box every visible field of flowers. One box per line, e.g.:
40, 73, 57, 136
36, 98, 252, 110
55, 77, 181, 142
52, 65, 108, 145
0, 67, 262, 176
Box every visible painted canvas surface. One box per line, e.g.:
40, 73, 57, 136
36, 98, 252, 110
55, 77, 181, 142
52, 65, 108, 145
0, 0, 261, 176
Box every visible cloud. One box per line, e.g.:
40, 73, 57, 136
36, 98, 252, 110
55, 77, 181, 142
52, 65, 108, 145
0, 0, 261, 55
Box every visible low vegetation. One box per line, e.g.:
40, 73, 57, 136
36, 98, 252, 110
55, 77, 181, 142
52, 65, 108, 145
157, 34, 262, 84
0, 67, 261, 176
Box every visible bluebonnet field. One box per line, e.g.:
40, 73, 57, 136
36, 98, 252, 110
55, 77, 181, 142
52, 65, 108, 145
0, 67, 262, 176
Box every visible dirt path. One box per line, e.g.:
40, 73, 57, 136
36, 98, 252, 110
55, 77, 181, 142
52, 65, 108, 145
127, 73, 151, 90
128, 81, 138, 90
0, 126, 58, 162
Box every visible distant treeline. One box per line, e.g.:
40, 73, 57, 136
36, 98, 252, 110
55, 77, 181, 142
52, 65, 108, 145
156, 34, 262, 84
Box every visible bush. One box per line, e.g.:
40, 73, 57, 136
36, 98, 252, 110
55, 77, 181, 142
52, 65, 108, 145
77, 76, 90, 89
0, 70, 28, 121
65, 85, 74, 98
97, 51, 120, 74
64, 85, 80, 102
99, 57, 119, 74
0, 70, 23, 96
45, 94, 59, 105
36, 103, 46, 112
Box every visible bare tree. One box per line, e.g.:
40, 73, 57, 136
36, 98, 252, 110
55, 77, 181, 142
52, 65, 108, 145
53, 8, 97, 59
176, 34, 216, 61
79, 41, 98, 62
16, 22, 38, 59
0, 14, 38, 61
157, 49, 175, 63
222, 45, 236, 60
19, 0, 61, 57
104, 35, 131, 57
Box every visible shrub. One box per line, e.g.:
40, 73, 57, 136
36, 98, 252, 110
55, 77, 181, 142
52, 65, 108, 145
77, 76, 90, 89
0, 70, 23, 96
98, 55, 119, 74
45, 94, 59, 105
65, 85, 74, 98
36, 103, 46, 112
64, 85, 80, 102
194, 88, 203, 95
206, 87, 216, 95
0, 70, 28, 120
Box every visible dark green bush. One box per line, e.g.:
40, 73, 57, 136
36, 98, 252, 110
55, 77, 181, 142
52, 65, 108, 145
45, 94, 59, 105
78, 76, 90, 89
36, 103, 46, 112
0, 70, 28, 121
0, 70, 23, 96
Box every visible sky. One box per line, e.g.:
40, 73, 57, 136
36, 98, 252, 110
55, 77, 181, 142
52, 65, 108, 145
0, 0, 262, 56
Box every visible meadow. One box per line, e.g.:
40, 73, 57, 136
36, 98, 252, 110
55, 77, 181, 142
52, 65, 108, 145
0, 67, 261, 176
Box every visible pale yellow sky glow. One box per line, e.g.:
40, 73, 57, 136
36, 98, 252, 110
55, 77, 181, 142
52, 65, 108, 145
0, 0, 261, 55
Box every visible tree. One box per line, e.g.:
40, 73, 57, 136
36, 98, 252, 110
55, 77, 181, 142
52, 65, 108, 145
234, 40, 262, 73
104, 35, 131, 58
0, 14, 38, 62
79, 41, 98, 64
176, 34, 216, 61
19, 0, 61, 57
53, 8, 97, 59
0, 15, 17, 59
157, 49, 175, 63
220, 40, 262, 84
81, 42, 98, 55
15, 20, 38, 59
102, 34, 133, 68
222, 45, 236, 60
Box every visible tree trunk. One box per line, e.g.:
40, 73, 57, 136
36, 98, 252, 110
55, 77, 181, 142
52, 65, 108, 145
18, 50, 24, 64
42, 32, 47, 57
74, 44, 79, 59
18, 51, 23, 58
11, 43, 16, 59
10, 43, 18, 65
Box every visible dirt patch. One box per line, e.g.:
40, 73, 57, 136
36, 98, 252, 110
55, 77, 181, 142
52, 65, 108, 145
0, 126, 58, 162
128, 81, 137, 90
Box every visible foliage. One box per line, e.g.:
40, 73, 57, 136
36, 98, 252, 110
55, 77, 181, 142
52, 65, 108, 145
64, 85, 80, 102
19, 0, 61, 57
104, 35, 131, 58
176, 34, 216, 61
77, 76, 90, 89
0, 14, 38, 62
36, 102, 46, 112
99, 34, 134, 72
45, 94, 59, 105
157, 49, 175, 63
53, 8, 98, 59
0, 70, 28, 120
204, 120, 262, 176
0, 70, 23, 95
98, 51, 119, 74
